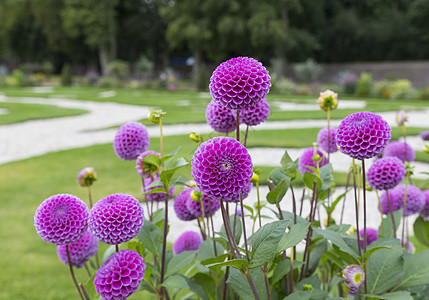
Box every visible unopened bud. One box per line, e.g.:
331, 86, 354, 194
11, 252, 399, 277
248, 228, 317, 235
148, 112, 160, 124
423, 145, 429, 154
317, 90, 338, 112
189, 132, 202, 143
251, 172, 259, 183
191, 190, 202, 202
312, 154, 321, 162
303, 284, 313, 291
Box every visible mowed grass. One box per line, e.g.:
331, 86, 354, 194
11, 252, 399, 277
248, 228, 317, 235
0, 86, 428, 299
0, 101, 87, 125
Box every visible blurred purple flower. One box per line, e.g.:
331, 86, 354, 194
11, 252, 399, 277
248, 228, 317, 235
383, 141, 415, 162
205, 100, 237, 134
298, 147, 328, 175
366, 157, 406, 190
317, 127, 338, 153
113, 122, 150, 160
57, 230, 99, 268
173, 231, 203, 255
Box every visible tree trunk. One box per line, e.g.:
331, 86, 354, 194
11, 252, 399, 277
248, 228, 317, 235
274, 6, 290, 80
192, 47, 202, 86
99, 44, 109, 76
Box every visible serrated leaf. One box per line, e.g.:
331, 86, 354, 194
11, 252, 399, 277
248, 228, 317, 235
248, 220, 289, 268
138, 221, 163, 256
206, 259, 249, 271
271, 259, 303, 284
313, 228, 359, 260
276, 222, 310, 252
395, 250, 429, 289
367, 239, 403, 294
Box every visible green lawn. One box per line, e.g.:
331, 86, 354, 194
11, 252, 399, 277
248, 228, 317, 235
0, 86, 428, 299
0, 101, 87, 125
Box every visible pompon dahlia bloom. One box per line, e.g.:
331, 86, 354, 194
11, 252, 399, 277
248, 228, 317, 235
379, 190, 402, 215
113, 122, 150, 160
173, 231, 203, 255
186, 191, 221, 218
342, 265, 365, 295
383, 141, 415, 162
205, 100, 236, 133
136, 150, 161, 177
366, 156, 406, 190
192, 137, 253, 201
77, 167, 97, 187
238, 98, 270, 126
34, 194, 89, 245
57, 230, 99, 268
94, 250, 145, 300
174, 188, 197, 221
317, 90, 338, 111
336, 112, 391, 160
89, 193, 144, 245
420, 131, 429, 141
392, 184, 425, 216
143, 174, 175, 202
209, 57, 271, 110
396, 110, 408, 126
298, 147, 329, 175
358, 228, 378, 249
420, 190, 429, 220
224, 181, 253, 203
317, 127, 338, 153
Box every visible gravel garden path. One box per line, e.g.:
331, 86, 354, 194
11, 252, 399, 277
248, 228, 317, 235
1, 95, 428, 242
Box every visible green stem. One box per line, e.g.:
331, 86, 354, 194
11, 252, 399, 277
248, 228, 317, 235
87, 186, 93, 209
401, 174, 410, 246
66, 245, 84, 300
386, 189, 397, 239
159, 116, 164, 157
361, 159, 368, 295
240, 194, 250, 261
352, 159, 362, 258
257, 181, 262, 228
160, 195, 170, 300
375, 190, 384, 236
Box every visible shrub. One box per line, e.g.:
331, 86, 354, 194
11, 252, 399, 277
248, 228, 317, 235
355, 72, 373, 97
107, 60, 130, 81
293, 58, 322, 82
271, 78, 296, 94
337, 71, 358, 94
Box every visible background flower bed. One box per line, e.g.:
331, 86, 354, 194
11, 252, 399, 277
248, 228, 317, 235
0, 87, 428, 299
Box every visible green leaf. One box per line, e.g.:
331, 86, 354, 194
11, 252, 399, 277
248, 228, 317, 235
325, 190, 349, 214
276, 222, 310, 253
138, 221, 163, 257
362, 245, 392, 260
248, 220, 289, 268
308, 240, 328, 275
161, 147, 181, 164
303, 171, 321, 191
319, 163, 335, 191
160, 157, 189, 187
284, 291, 312, 300
166, 250, 197, 277
219, 215, 242, 245
197, 238, 225, 261
313, 228, 359, 259
396, 250, 429, 289
142, 154, 161, 168
83, 273, 98, 299
268, 168, 291, 186
227, 268, 266, 300
367, 242, 403, 294
271, 259, 303, 284
280, 150, 297, 180
200, 253, 229, 266
413, 216, 429, 247
192, 273, 216, 300
143, 187, 167, 195
162, 274, 188, 289
363, 291, 413, 300
206, 259, 249, 271
266, 179, 289, 204
379, 210, 401, 238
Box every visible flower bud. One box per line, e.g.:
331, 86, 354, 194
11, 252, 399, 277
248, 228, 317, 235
148, 112, 160, 124
423, 145, 429, 154
312, 154, 321, 162
317, 90, 338, 111
396, 110, 407, 126
189, 132, 203, 143
302, 284, 313, 291
191, 190, 202, 202
251, 172, 259, 183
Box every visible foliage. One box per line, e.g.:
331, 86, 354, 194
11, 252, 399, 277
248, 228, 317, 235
356, 72, 373, 97
107, 60, 130, 81
60, 64, 72, 87
293, 58, 322, 83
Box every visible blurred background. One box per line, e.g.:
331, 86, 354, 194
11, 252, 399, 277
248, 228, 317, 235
1, 0, 429, 97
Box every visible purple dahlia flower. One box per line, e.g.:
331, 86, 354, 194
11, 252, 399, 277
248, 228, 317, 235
383, 141, 415, 162
420, 131, 429, 141
174, 188, 197, 221
89, 193, 144, 245
336, 112, 391, 160
34, 194, 89, 245
209, 57, 271, 110
113, 122, 150, 160
358, 228, 378, 249
224, 181, 253, 203
392, 184, 425, 216
238, 98, 270, 126
192, 136, 253, 201
205, 100, 236, 134
136, 150, 161, 177
366, 156, 406, 190
396, 110, 407, 126
94, 250, 145, 300
420, 190, 429, 220
379, 190, 402, 215
342, 265, 365, 295
317, 127, 338, 153
143, 174, 175, 202
77, 167, 97, 187
57, 230, 99, 268
173, 231, 203, 255
298, 148, 329, 175
186, 190, 221, 218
